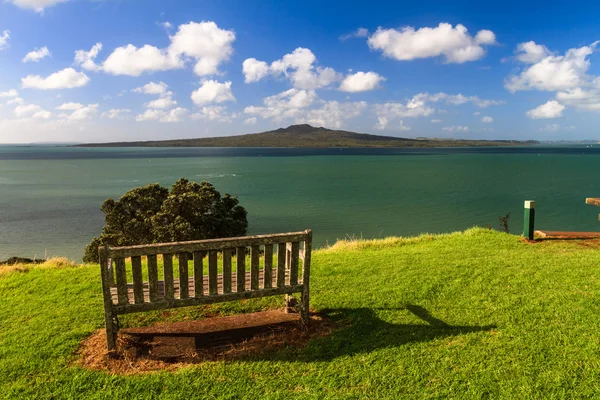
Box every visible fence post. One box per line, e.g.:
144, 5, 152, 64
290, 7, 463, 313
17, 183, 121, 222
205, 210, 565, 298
523, 200, 535, 240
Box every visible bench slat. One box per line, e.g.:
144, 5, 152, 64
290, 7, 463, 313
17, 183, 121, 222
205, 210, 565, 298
147, 255, 159, 302
163, 254, 174, 300
131, 256, 144, 304
178, 253, 189, 299
237, 247, 246, 292
277, 243, 286, 287
263, 244, 273, 289
115, 257, 129, 305
250, 245, 260, 290
290, 242, 299, 286
208, 250, 218, 295
193, 251, 204, 297
223, 249, 232, 293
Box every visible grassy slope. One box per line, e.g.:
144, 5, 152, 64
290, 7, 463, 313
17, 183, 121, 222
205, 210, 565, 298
2, 228, 600, 399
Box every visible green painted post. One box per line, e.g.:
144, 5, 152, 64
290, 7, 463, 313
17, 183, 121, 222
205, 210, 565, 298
523, 200, 535, 240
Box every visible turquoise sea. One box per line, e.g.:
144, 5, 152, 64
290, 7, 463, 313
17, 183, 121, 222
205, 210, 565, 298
1, 145, 599, 261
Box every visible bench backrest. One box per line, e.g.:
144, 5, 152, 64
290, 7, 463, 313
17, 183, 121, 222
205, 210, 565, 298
99, 230, 312, 314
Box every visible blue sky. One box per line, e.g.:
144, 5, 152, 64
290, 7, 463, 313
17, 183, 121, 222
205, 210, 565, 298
1, 0, 600, 143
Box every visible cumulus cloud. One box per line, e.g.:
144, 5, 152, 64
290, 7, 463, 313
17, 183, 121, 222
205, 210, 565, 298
506, 41, 598, 93
14, 104, 43, 117
526, 100, 565, 119
191, 80, 235, 106
59, 104, 98, 121
32, 110, 52, 119
22, 68, 89, 90
102, 108, 131, 120
340, 27, 369, 41
56, 102, 84, 110
375, 117, 411, 131
244, 117, 257, 125
242, 48, 342, 89
413, 92, 504, 108
0, 89, 18, 97
339, 71, 385, 92
191, 106, 237, 123
367, 23, 496, 63
74, 21, 235, 77
0, 30, 10, 50
302, 101, 367, 129
6, 0, 69, 12
22, 46, 50, 63
515, 41, 551, 64
145, 96, 177, 109
132, 81, 169, 95
481, 116, 494, 123
442, 125, 470, 132
374, 98, 435, 127
136, 107, 189, 123
7, 97, 24, 105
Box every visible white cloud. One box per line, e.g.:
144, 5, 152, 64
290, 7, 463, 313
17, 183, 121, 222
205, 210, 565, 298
414, 92, 504, 108
515, 41, 551, 64
302, 101, 367, 129
506, 42, 598, 93
242, 48, 342, 89
102, 108, 131, 120
191, 106, 236, 122
526, 100, 565, 119
76, 21, 235, 77
32, 110, 52, 119
374, 99, 435, 127
339, 71, 385, 92
56, 102, 83, 110
162, 22, 173, 29
65, 104, 98, 121
0, 89, 18, 97
367, 23, 496, 63
473, 111, 480, 115
191, 80, 235, 106
132, 81, 169, 95
7, 0, 69, 12
14, 104, 42, 117
22, 46, 50, 63
242, 58, 270, 83
7, 97, 24, 105
375, 117, 411, 131
340, 27, 369, 41
442, 125, 470, 132
145, 96, 177, 109
136, 107, 188, 123
481, 116, 494, 123
265, 89, 316, 109
0, 30, 10, 50
244, 117, 257, 125
539, 124, 565, 132
430, 119, 442, 123
22, 68, 89, 90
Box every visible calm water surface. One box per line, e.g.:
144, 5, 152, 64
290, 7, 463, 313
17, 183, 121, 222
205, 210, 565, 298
1, 145, 599, 261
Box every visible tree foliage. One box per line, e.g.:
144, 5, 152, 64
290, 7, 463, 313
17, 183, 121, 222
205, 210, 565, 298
83, 179, 248, 263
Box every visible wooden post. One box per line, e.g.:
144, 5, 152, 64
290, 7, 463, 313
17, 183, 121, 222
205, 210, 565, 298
524, 200, 535, 240
99, 245, 117, 352
300, 230, 312, 327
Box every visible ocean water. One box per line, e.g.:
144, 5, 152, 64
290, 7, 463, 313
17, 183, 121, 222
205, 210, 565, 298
1, 145, 599, 261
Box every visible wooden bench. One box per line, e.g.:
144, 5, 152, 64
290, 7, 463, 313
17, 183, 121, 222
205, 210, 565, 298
98, 230, 312, 351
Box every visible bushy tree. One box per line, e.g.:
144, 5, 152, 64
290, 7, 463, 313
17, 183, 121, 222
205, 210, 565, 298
83, 179, 248, 263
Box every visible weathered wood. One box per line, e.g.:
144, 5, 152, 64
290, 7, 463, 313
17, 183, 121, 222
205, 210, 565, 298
289, 242, 299, 286
147, 254, 159, 302
222, 249, 232, 293
107, 231, 308, 258
114, 257, 129, 305
263, 244, 273, 289
586, 198, 600, 207
277, 243, 286, 287
301, 230, 312, 325
208, 250, 218, 295
178, 253, 189, 299
250, 245, 260, 290
115, 284, 304, 314
163, 254, 174, 300
193, 251, 204, 297
131, 256, 144, 304
99, 246, 117, 351
237, 247, 246, 292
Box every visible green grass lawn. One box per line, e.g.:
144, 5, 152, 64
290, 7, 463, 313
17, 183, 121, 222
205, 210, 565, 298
2, 228, 600, 399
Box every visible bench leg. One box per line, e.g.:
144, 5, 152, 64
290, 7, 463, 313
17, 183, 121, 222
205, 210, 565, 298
104, 307, 118, 352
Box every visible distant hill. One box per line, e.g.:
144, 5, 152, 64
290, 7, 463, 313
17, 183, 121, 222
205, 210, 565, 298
76, 124, 539, 148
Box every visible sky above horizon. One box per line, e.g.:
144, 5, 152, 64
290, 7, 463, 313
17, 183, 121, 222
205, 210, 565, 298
1, 0, 600, 143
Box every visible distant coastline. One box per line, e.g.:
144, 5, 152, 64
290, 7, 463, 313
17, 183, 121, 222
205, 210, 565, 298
75, 124, 540, 148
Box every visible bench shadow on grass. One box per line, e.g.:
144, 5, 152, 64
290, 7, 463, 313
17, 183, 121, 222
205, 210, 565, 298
278, 304, 496, 362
